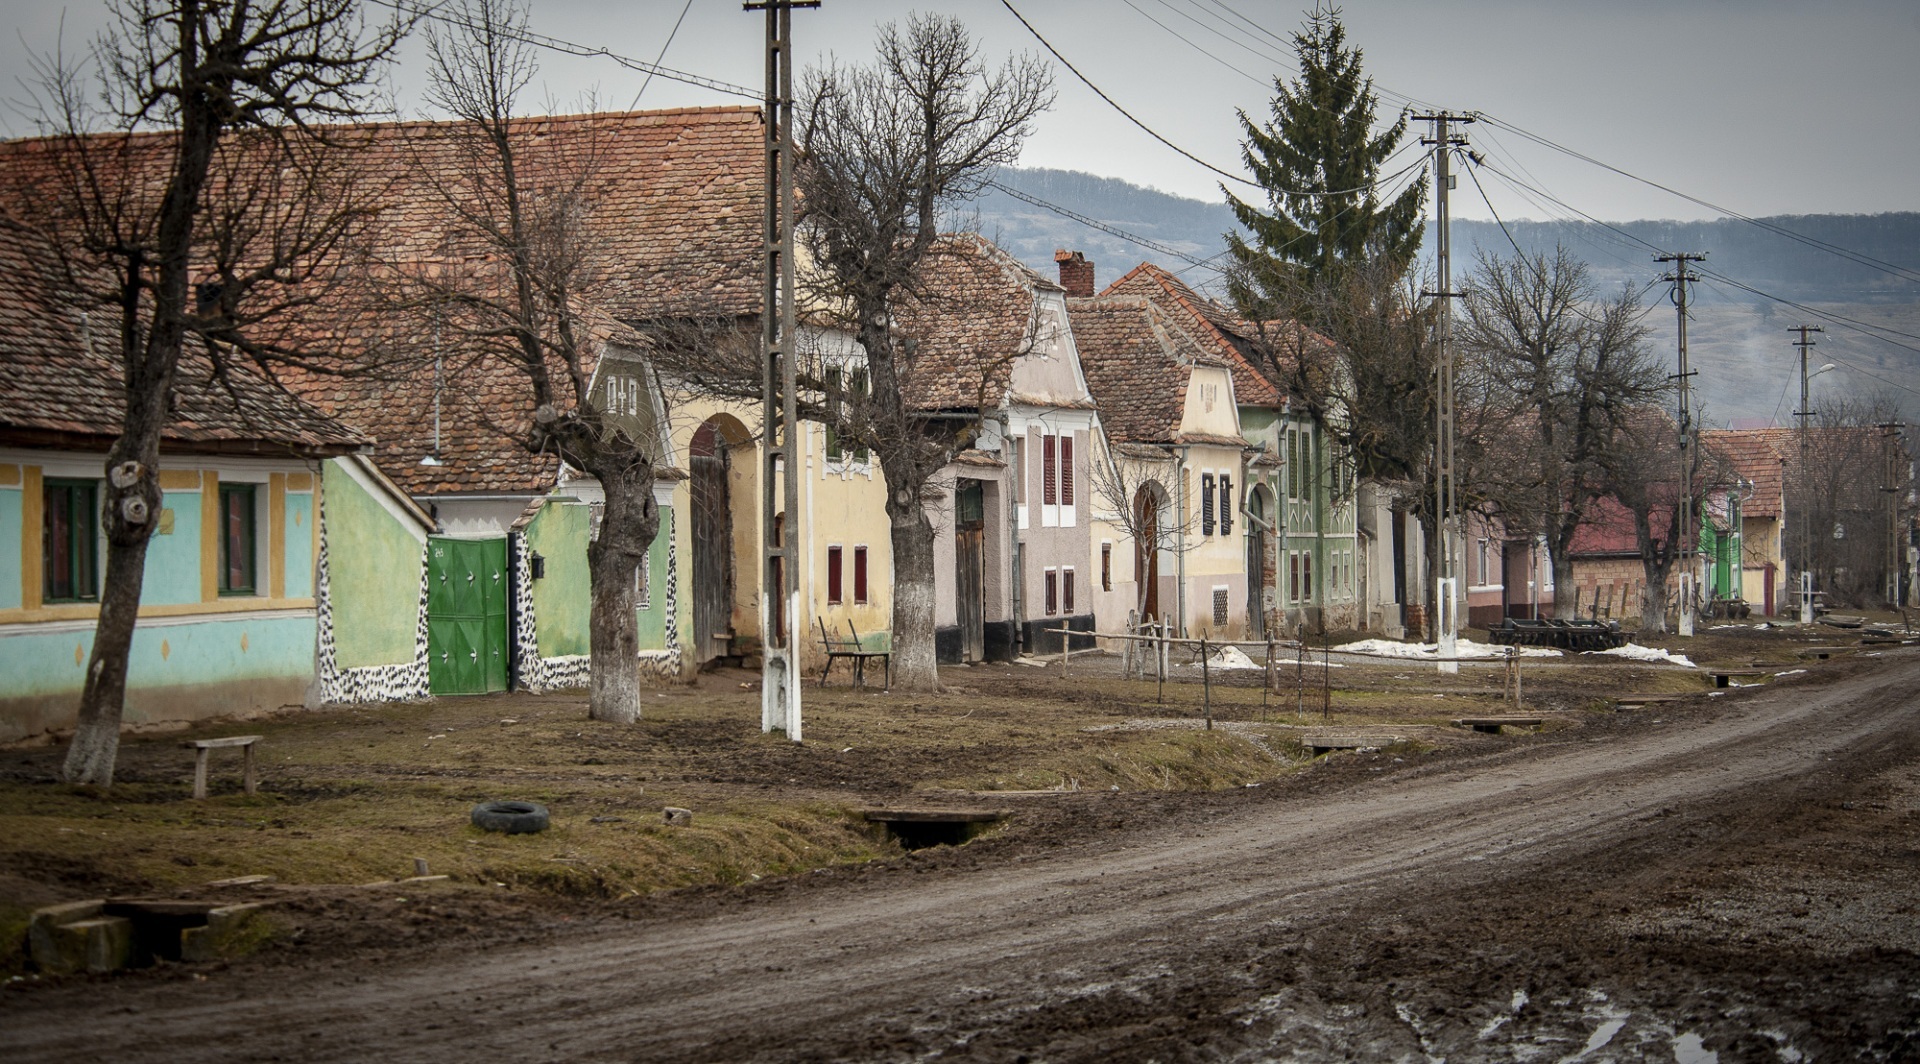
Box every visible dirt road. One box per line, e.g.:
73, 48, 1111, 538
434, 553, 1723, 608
6, 653, 1918, 1062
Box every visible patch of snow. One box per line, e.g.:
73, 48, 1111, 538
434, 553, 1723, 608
1670, 1031, 1719, 1063
1205, 645, 1260, 670
1584, 643, 1696, 667
1773, 668, 1806, 677
1334, 637, 1561, 659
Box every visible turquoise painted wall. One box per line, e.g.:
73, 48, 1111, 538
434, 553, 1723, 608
144, 491, 203, 606
0, 487, 20, 610
527, 501, 591, 659
0, 613, 315, 730
285, 491, 315, 599
322, 463, 424, 668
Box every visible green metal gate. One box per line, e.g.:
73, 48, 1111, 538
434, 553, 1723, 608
427, 536, 509, 696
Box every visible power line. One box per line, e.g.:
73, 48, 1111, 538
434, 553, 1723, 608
986, 179, 1221, 273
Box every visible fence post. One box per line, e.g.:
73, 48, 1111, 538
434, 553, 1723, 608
1156, 616, 1166, 704
1200, 637, 1212, 729
1124, 609, 1138, 678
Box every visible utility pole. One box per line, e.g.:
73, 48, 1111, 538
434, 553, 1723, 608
1656, 252, 1706, 636
1789, 324, 1823, 624
1416, 110, 1472, 673
1880, 421, 1905, 607
747, 0, 817, 740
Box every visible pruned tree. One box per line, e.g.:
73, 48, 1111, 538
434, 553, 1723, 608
396, 0, 661, 722
1605, 408, 1731, 632
7, 0, 406, 787
1458, 245, 1664, 617
792, 14, 1053, 691
1223, 4, 1426, 315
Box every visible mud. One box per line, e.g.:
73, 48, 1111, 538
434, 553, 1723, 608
3, 649, 1918, 1062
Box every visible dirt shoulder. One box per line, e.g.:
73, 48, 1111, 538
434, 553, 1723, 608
1, 641, 1915, 1062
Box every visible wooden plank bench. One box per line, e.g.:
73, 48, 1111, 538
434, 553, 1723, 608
1453, 716, 1545, 734
1796, 646, 1848, 660
818, 618, 891, 690
182, 736, 262, 800
1707, 668, 1767, 688
1301, 733, 1398, 756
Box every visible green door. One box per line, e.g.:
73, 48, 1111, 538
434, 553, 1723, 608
427, 537, 509, 695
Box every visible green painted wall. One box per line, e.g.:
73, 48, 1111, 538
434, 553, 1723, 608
527, 501, 592, 659
285, 492, 315, 599
636, 505, 673, 650
322, 462, 424, 668
0, 488, 19, 609
145, 491, 203, 606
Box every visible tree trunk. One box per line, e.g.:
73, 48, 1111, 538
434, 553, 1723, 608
583, 459, 659, 723
1550, 544, 1577, 619
63, 427, 165, 785
888, 491, 939, 692
1416, 498, 1441, 643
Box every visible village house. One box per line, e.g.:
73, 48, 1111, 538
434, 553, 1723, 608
1088, 260, 1360, 636
0, 211, 421, 741
1065, 268, 1257, 641
892, 236, 1099, 663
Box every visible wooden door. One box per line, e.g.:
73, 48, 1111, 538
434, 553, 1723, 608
956, 480, 986, 662
690, 421, 734, 664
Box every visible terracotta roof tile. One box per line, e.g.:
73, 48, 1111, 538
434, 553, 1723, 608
1070, 295, 1218, 445
894, 234, 1058, 412
0, 212, 365, 456
1100, 262, 1290, 408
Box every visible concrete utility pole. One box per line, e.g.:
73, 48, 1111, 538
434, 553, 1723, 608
748, 0, 817, 740
1416, 111, 1472, 672
1656, 252, 1706, 636
1789, 324, 1824, 624
1879, 421, 1905, 608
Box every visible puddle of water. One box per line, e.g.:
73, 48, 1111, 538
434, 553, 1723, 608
1672, 1031, 1719, 1063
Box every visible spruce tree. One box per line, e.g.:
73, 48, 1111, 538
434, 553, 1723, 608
1224, 6, 1426, 315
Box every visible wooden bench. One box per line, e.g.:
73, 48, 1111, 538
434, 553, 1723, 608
1796, 646, 1848, 660
183, 736, 262, 800
818, 618, 891, 690
1453, 716, 1544, 734
1707, 668, 1766, 688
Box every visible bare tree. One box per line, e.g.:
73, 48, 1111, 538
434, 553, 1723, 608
792, 15, 1053, 690
1789, 391, 1911, 607
1605, 409, 1732, 632
394, 0, 662, 723
1086, 438, 1198, 622
5, 0, 405, 786
1458, 245, 1664, 617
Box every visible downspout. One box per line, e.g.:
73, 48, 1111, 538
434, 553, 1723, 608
1003, 410, 1022, 658
1175, 443, 1192, 637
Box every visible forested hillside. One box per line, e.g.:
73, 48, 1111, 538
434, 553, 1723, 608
981, 167, 1920, 423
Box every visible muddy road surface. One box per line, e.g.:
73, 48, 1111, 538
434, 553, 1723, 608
7, 654, 1919, 1062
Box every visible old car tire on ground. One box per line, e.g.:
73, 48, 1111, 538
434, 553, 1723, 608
470, 800, 550, 834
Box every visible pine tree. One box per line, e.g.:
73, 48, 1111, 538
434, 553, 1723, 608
1224, 6, 1426, 314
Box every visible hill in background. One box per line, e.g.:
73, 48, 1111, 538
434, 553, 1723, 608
978, 167, 1920, 424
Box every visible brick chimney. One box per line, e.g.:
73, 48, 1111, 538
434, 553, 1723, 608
1054, 249, 1095, 298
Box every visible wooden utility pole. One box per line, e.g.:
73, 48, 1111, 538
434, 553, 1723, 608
1416, 110, 1472, 671
1879, 421, 1906, 607
1789, 325, 1823, 624
748, 0, 818, 740
1656, 252, 1706, 635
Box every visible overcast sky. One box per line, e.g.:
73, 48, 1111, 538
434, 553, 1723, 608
4, 0, 1917, 224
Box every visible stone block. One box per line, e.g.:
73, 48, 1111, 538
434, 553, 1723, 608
179, 903, 268, 963
663, 806, 693, 827
29, 902, 133, 975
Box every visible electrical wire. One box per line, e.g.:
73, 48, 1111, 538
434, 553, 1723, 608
986, 179, 1222, 273
623, 0, 696, 112
373, 0, 759, 102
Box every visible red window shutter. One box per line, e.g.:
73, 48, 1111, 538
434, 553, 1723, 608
827, 546, 843, 605
853, 546, 869, 604
1060, 435, 1074, 505
1043, 434, 1058, 505
1045, 569, 1058, 615
1063, 568, 1075, 613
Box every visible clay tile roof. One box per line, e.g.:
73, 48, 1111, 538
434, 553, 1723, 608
894, 234, 1057, 412
0, 212, 365, 456
1701, 429, 1791, 518
1069, 294, 1220, 445
1100, 262, 1292, 408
